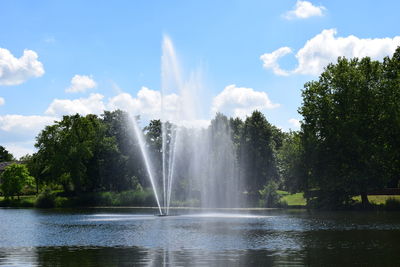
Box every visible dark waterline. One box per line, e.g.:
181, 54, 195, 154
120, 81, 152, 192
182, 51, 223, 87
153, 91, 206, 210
1, 208, 400, 266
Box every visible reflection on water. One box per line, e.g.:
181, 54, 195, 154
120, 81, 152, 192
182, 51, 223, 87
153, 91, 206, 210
1, 208, 400, 266
0, 246, 302, 267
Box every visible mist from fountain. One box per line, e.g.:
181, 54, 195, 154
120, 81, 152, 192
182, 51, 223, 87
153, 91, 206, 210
130, 116, 163, 215
134, 35, 242, 215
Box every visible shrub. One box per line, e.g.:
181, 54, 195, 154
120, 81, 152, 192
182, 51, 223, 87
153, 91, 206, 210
385, 198, 400, 211
114, 189, 155, 206
35, 188, 56, 208
259, 181, 281, 208
0, 163, 34, 199
54, 196, 73, 208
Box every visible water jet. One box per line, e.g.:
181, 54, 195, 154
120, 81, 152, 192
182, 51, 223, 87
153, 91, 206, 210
132, 35, 242, 215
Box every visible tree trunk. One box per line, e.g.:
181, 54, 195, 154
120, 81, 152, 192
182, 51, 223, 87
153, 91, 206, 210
361, 192, 370, 208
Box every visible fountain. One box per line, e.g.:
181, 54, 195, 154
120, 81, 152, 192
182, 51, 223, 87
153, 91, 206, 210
133, 35, 242, 215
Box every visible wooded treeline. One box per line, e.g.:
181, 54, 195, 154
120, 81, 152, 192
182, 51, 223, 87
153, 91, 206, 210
1, 47, 399, 209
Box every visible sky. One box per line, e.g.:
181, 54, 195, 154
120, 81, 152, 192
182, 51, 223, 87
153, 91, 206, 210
1, 0, 400, 158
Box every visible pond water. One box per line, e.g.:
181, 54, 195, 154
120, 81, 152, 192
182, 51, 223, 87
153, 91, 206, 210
1, 208, 400, 266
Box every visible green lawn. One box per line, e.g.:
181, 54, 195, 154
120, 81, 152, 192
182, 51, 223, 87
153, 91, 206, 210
353, 195, 400, 205
277, 190, 307, 206
277, 190, 400, 207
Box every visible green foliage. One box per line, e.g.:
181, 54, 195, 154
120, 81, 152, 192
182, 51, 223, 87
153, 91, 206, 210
0, 146, 14, 162
299, 47, 400, 208
0, 163, 34, 199
35, 188, 56, 208
0, 195, 35, 207
278, 191, 307, 206
34, 112, 142, 194
384, 198, 400, 211
277, 131, 303, 193
54, 196, 72, 208
239, 111, 280, 204
112, 189, 155, 206
259, 181, 281, 207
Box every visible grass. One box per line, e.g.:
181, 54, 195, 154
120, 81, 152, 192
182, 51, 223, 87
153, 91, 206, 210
277, 190, 307, 206
353, 195, 400, 205
0, 195, 36, 207
276, 191, 400, 208
1, 192, 400, 209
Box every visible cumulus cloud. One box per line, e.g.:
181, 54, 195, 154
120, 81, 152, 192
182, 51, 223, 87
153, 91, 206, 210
283, 0, 326, 20
0, 114, 57, 157
0, 97, 4, 106
108, 87, 180, 121
0, 114, 56, 134
66, 74, 97, 93
3, 142, 36, 159
211, 84, 279, 119
288, 118, 301, 129
0, 48, 44, 85
260, 47, 292, 76
45, 87, 180, 121
45, 93, 105, 116
261, 29, 400, 76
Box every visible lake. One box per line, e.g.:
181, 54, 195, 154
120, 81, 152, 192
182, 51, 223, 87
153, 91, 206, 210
1, 208, 400, 266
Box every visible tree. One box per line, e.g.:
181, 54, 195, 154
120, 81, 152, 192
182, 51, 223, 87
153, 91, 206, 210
240, 111, 279, 204
299, 48, 400, 208
0, 146, 14, 162
35, 114, 111, 193
0, 163, 34, 199
102, 110, 143, 190
277, 131, 303, 193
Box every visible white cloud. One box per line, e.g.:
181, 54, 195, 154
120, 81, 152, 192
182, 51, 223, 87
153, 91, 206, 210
288, 118, 301, 129
0, 114, 56, 135
0, 48, 45, 85
260, 47, 292, 76
0, 114, 57, 158
45, 93, 105, 116
211, 84, 280, 119
66, 74, 97, 93
45, 87, 180, 121
3, 142, 36, 159
283, 1, 326, 20
0, 97, 4, 106
107, 87, 180, 121
261, 29, 400, 76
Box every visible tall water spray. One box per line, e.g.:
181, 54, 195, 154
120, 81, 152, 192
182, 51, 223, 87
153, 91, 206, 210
160, 36, 242, 213
134, 35, 242, 215
131, 117, 163, 215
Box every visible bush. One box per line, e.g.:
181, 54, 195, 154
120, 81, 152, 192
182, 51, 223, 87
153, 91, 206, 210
385, 198, 400, 211
35, 188, 56, 208
0, 163, 34, 199
0, 198, 34, 207
54, 196, 73, 208
72, 192, 114, 206
259, 181, 281, 208
30, 188, 158, 208
113, 189, 155, 206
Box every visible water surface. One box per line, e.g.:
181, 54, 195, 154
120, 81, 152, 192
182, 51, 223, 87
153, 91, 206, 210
1, 208, 400, 266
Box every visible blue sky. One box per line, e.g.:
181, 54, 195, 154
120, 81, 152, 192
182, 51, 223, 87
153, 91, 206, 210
1, 0, 400, 157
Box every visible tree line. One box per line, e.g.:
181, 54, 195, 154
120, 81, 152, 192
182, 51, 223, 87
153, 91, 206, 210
1, 47, 399, 209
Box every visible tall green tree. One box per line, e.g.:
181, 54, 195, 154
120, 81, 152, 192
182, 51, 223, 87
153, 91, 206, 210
240, 111, 279, 203
277, 131, 303, 193
101, 110, 140, 191
299, 47, 400, 208
35, 114, 111, 193
0, 163, 34, 199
